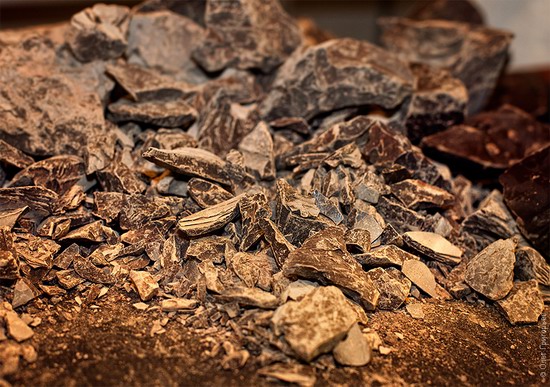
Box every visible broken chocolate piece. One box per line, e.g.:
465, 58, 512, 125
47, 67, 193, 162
283, 227, 380, 310
367, 268, 411, 310
66, 3, 130, 62
496, 280, 545, 325
0, 227, 19, 280
238, 122, 276, 180
344, 229, 371, 254
15, 234, 60, 270
515, 247, 550, 286
143, 147, 230, 185
0, 140, 34, 169
188, 178, 234, 209
408, 0, 484, 25
261, 39, 414, 120
12, 278, 40, 308
356, 245, 419, 268
465, 239, 516, 301
192, 0, 301, 73
108, 99, 197, 128
217, 287, 278, 309
271, 286, 357, 362
129, 270, 159, 301
403, 231, 462, 265
73, 255, 115, 285
332, 323, 372, 367
401, 259, 438, 298
177, 195, 242, 237
239, 192, 271, 251
260, 219, 295, 268
391, 179, 455, 210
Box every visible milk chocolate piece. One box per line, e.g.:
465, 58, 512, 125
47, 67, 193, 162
188, 178, 234, 208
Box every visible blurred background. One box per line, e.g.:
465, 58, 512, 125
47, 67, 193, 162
0, 0, 548, 70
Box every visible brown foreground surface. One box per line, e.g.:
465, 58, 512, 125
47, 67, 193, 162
4, 290, 547, 387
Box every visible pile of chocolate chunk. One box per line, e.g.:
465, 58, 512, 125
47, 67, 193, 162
0, 0, 548, 378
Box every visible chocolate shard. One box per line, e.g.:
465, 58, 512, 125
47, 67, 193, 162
73, 255, 115, 285
355, 245, 419, 268
126, 10, 207, 83
239, 192, 271, 251
260, 219, 296, 268
142, 147, 230, 185
283, 227, 380, 311
12, 278, 41, 308
344, 229, 371, 255
361, 122, 411, 165
66, 4, 130, 62
422, 105, 550, 169
465, 238, 516, 301
401, 259, 439, 298
129, 270, 159, 301
271, 286, 358, 362
0, 207, 28, 231
153, 128, 198, 150
313, 191, 344, 225
514, 247, 550, 287
15, 234, 60, 270
461, 190, 520, 252
0, 140, 34, 169
108, 98, 197, 128
376, 196, 427, 234
53, 243, 80, 270
119, 195, 171, 231
186, 236, 232, 264
192, 0, 301, 73
60, 220, 118, 244
93, 192, 125, 223
177, 195, 242, 237
258, 363, 316, 387
366, 267, 411, 310
391, 179, 455, 210
56, 269, 85, 290
216, 286, 279, 309
260, 38, 414, 120
238, 122, 276, 180
188, 178, 234, 209
280, 116, 373, 167
500, 145, 549, 256
0, 227, 19, 280
352, 169, 389, 205
379, 17, 513, 114
228, 251, 277, 291
96, 158, 146, 195
0, 186, 57, 225
403, 231, 462, 265
105, 62, 190, 102
332, 322, 372, 367
400, 64, 467, 143
496, 280, 545, 325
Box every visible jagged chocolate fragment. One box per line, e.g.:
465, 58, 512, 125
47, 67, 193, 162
0, 227, 19, 280
261, 38, 414, 120
391, 179, 454, 210
238, 122, 276, 180
0, 140, 34, 169
73, 255, 115, 285
188, 178, 234, 208
108, 99, 197, 128
356, 245, 419, 268
192, 0, 301, 73
403, 231, 462, 265
239, 192, 271, 251
66, 4, 130, 62
496, 280, 544, 325
367, 267, 411, 310
143, 147, 230, 185
283, 227, 380, 310
177, 196, 242, 237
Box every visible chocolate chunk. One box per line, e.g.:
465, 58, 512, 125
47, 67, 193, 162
73, 255, 115, 285
261, 39, 414, 120
126, 10, 206, 83
56, 269, 85, 290
97, 158, 146, 195
379, 17, 513, 113
333, 323, 372, 367
0, 227, 19, 280
106, 63, 190, 102
108, 98, 197, 128
12, 278, 40, 308
403, 231, 462, 265
0, 207, 27, 231
344, 229, 371, 254
260, 219, 296, 268
93, 192, 126, 223
400, 64, 467, 143
465, 238, 516, 301
376, 196, 427, 234
313, 191, 344, 225
356, 245, 419, 268
272, 286, 358, 362
362, 122, 411, 165
186, 236, 232, 264
283, 227, 380, 311
500, 145, 549, 256
0, 140, 34, 169
238, 122, 276, 180
258, 363, 316, 386
60, 220, 117, 244
0, 186, 57, 226
391, 179, 455, 210
192, 0, 301, 73
188, 178, 234, 208
401, 259, 439, 299
228, 251, 276, 291
239, 192, 271, 251
352, 169, 389, 205
422, 105, 550, 169
216, 286, 278, 309
119, 195, 171, 230
15, 234, 60, 270
66, 4, 130, 62
143, 147, 230, 185
367, 267, 411, 310
514, 247, 550, 286
177, 195, 242, 237
129, 270, 159, 301
496, 280, 545, 325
